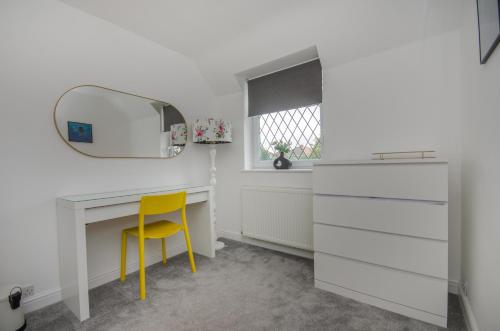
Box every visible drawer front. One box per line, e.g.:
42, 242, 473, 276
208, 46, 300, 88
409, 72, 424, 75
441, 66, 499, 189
314, 252, 448, 316
186, 191, 209, 204
86, 202, 139, 223
313, 163, 448, 201
85, 191, 209, 224
313, 195, 448, 240
314, 224, 448, 278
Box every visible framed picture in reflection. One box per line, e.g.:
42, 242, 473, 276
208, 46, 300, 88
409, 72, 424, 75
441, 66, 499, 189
477, 0, 500, 64
67, 121, 93, 143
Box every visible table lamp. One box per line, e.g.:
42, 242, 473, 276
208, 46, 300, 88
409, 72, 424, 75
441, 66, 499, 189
193, 118, 232, 250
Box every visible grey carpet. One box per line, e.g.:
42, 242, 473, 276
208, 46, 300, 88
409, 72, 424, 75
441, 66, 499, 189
27, 239, 466, 330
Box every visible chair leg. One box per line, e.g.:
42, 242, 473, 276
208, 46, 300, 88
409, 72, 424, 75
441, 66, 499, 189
183, 229, 196, 273
161, 238, 167, 264
120, 231, 127, 281
139, 233, 146, 300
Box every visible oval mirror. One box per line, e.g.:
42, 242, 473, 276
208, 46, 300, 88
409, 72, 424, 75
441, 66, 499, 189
54, 86, 187, 158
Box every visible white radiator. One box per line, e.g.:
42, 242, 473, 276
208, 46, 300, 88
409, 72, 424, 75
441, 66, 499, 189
241, 186, 313, 250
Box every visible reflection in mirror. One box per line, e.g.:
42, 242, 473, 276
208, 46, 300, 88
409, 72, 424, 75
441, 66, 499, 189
54, 86, 187, 158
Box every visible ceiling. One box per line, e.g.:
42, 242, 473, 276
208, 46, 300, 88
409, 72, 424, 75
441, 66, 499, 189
60, 0, 305, 58
60, 0, 463, 95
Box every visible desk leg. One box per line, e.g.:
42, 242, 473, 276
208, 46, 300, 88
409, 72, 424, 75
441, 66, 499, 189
187, 190, 215, 258
56, 202, 90, 321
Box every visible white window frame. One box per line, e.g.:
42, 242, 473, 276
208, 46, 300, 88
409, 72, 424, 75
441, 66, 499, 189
251, 106, 323, 169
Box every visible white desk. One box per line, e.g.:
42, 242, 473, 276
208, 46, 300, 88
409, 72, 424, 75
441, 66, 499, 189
56, 185, 215, 321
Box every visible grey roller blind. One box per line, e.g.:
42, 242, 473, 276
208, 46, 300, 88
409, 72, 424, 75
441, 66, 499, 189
248, 59, 322, 117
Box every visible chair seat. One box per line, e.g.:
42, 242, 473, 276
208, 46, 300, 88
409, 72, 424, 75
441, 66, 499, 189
124, 220, 182, 239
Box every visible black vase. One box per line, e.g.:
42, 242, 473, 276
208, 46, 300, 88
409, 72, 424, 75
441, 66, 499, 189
273, 152, 292, 169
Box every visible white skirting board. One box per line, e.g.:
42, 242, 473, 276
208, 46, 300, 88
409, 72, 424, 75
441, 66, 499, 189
23, 287, 62, 313
219, 230, 313, 259
459, 286, 480, 331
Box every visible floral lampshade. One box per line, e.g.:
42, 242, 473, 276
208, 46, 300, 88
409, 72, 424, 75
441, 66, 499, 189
192, 118, 232, 144
170, 123, 187, 146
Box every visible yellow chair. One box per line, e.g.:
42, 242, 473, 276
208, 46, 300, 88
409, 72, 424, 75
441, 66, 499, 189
120, 191, 196, 300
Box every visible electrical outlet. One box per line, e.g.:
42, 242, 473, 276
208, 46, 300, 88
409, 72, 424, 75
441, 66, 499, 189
21, 285, 35, 298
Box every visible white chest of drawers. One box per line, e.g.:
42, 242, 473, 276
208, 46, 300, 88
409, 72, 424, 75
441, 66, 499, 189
313, 159, 448, 327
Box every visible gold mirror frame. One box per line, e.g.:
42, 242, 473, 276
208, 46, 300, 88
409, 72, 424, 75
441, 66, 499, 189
53, 85, 187, 159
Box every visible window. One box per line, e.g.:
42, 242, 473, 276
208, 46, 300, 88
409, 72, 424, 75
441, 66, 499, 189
247, 59, 322, 168
254, 104, 321, 166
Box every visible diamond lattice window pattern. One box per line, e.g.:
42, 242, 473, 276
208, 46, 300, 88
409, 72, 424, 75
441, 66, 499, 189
258, 104, 321, 161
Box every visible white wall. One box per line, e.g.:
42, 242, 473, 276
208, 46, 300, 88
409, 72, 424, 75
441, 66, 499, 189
215, 30, 463, 287
0, 0, 215, 308
197, 0, 462, 95
460, 0, 500, 329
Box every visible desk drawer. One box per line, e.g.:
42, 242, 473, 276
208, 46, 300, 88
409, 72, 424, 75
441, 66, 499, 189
314, 224, 447, 278
186, 191, 209, 204
313, 163, 448, 201
313, 195, 447, 240
314, 252, 448, 316
85, 191, 209, 224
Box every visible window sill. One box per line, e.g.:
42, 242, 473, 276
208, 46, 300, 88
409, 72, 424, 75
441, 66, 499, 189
241, 168, 312, 173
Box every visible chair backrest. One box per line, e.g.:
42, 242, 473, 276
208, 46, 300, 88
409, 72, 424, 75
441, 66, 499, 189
139, 191, 186, 216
